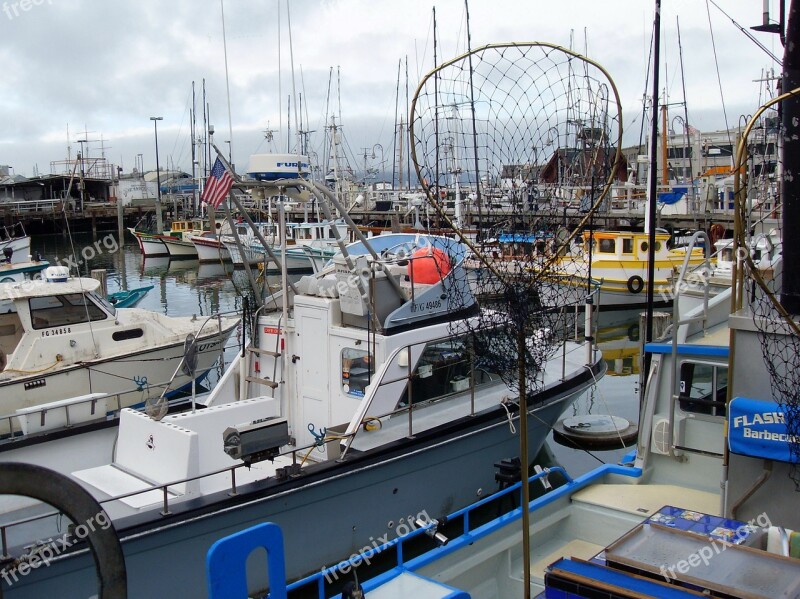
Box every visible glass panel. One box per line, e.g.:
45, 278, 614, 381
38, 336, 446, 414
679, 363, 727, 416
622, 238, 634, 254
30, 294, 107, 329
598, 238, 615, 253
341, 348, 374, 398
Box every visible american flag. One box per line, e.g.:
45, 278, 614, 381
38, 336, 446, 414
201, 157, 234, 208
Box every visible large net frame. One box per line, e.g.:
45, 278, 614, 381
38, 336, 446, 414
733, 87, 800, 488
409, 42, 622, 399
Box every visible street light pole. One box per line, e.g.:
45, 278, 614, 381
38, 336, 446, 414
150, 117, 164, 233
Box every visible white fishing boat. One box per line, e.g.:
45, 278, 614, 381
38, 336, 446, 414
222, 221, 278, 266
222, 227, 799, 598
0, 231, 603, 597
0, 266, 239, 426
130, 219, 208, 258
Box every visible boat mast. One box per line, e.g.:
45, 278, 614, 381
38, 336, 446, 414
643, 0, 662, 377
220, 0, 234, 170
191, 81, 198, 216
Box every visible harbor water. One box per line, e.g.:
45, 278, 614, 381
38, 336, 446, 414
31, 231, 642, 475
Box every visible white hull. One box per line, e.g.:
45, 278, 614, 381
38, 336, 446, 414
0, 326, 235, 429
224, 241, 264, 266
191, 238, 231, 262
140, 237, 168, 257
162, 237, 198, 258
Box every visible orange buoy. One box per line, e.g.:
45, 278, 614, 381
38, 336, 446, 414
408, 247, 452, 284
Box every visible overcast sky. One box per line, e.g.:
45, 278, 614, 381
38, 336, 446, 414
0, 0, 784, 178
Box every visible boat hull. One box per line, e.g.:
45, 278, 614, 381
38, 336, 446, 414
162, 237, 199, 258
0, 324, 236, 428
223, 241, 264, 266
139, 236, 169, 258
0, 369, 596, 597
191, 237, 231, 262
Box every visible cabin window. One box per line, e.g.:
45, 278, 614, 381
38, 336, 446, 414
341, 348, 374, 398
90, 292, 116, 317
622, 238, 634, 254
29, 293, 108, 329
397, 337, 485, 409
654, 241, 662, 251
640, 241, 649, 253
678, 362, 727, 416
598, 238, 615, 253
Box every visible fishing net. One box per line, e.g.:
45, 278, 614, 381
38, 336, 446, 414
409, 42, 622, 400
733, 88, 800, 488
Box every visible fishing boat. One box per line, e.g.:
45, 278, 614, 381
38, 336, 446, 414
106, 284, 154, 308
0, 228, 603, 597
160, 235, 199, 258
0, 266, 238, 426
222, 221, 278, 266
129, 219, 208, 258
543, 230, 705, 309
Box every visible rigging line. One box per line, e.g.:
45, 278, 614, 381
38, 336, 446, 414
514, 396, 608, 465
707, 0, 782, 66
638, 21, 655, 153
705, 0, 733, 150
59, 159, 100, 355
677, 17, 695, 194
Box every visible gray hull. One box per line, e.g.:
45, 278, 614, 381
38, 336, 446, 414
2, 367, 597, 598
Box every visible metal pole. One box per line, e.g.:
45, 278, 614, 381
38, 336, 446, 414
782, 0, 800, 313
150, 117, 164, 234
516, 326, 531, 599
643, 0, 661, 379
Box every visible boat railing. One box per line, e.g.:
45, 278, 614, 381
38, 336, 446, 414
204, 458, 642, 598
0, 427, 368, 558
0, 315, 241, 443
155, 309, 241, 400
0, 222, 26, 240
0, 378, 172, 442
340, 308, 592, 460
664, 230, 728, 462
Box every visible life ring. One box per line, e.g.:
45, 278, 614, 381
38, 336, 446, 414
627, 275, 645, 294
627, 323, 640, 342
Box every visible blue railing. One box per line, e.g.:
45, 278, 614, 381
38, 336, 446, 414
207, 452, 641, 598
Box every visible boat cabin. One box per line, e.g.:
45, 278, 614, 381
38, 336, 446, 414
583, 231, 672, 262
0, 277, 117, 374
